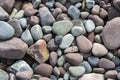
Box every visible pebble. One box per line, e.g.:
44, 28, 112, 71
39, 77, 50, 80
94, 35, 102, 43
58, 67, 66, 76
52, 8, 62, 18
31, 24, 43, 41
14, 10, 24, 19
88, 15, 104, 26
64, 46, 78, 53
55, 35, 63, 44
98, 58, 115, 69
29, 16, 39, 25
53, 67, 60, 77
85, 19, 95, 33
86, 0, 95, 9
55, 2, 67, 12
69, 66, 85, 77
79, 73, 104, 80
105, 70, 117, 79
88, 56, 99, 66
92, 5, 100, 15
0, 7, 9, 21
63, 72, 69, 80
57, 56, 65, 66
93, 68, 105, 74
0, 38, 28, 59
56, 13, 70, 20
88, 32, 95, 43
47, 39, 58, 51
75, 3, 82, 8
76, 35, 92, 53
32, 0, 41, 8
43, 34, 52, 42
49, 52, 58, 66
65, 53, 83, 65
57, 0, 66, 4
59, 34, 74, 49
0, 21, 15, 40
80, 12, 89, 19
19, 18, 27, 29
21, 30, 34, 45
92, 43, 108, 57
8, 60, 33, 73
39, 7, 55, 26
113, 0, 120, 12
102, 17, 120, 50
45, 0, 55, 8
52, 20, 73, 35
50, 75, 57, 80
0, 69, 9, 80
27, 40, 49, 63
71, 26, 84, 36
35, 63, 53, 77
111, 56, 120, 66
42, 26, 52, 33
57, 49, 62, 57
80, 61, 92, 73
95, 26, 103, 33
9, 73, 16, 80
24, 8, 38, 17
99, 8, 108, 19
8, 19, 23, 37
10, 8, 18, 19
68, 5, 80, 19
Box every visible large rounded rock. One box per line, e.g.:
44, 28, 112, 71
102, 17, 120, 50
0, 38, 28, 59
76, 35, 92, 53
0, 21, 15, 40
52, 20, 73, 35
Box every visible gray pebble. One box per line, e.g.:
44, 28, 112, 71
95, 26, 104, 33
19, 18, 27, 29
80, 12, 89, 19
55, 35, 63, 44
42, 26, 52, 33
86, 0, 95, 9
0, 69, 9, 80
63, 72, 69, 80
50, 75, 57, 80
53, 67, 60, 77
75, 3, 82, 8
31, 24, 43, 41
0, 21, 15, 40
21, 30, 34, 45
88, 56, 99, 66
45, 0, 55, 8
32, 0, 41, 8
57, 56, 65, 66
71, 26, 84, 36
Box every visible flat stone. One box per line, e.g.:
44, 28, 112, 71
85, 20, 95, 33
27, 40, 49, 63
39, 7, 55, 26
69, 66, 85, 77
0, 7, 9, 21
31, 24, 43, 41
8, 19, 23, 37
79, 73, 104, 80
52, 20, 73, 35
35, 63, 53, 77
21, 30, 34, 45
7, 60, 33, 73
0, 38, 28, 59
0, 69, 9, 80
93, 68, 105, 74
68, 5, 80, 19
59, 34, 74, 49
92, 43, 108, 57
102, 17, 120, 50
65, 53, 83, 65
0, 21, 15, 40
98, 58, 115, 69
76, 35, 92, 53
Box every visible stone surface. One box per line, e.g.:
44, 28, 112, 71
0, 21, 15, 40
68, 5, 80, 19
14, 10, 24, 19
0, 38, 28, 59
76, 35, 92, 53
92, 5, 100, 15
19, 18, 27, 29
29, 16, 39, 25
65, 53, 83, 65
0, 7, 9, 21
85, 20, 95, 33
69, 66, 85, 77
42, 26, 52, 33
55, 2, 67, 12
52, 20, 73, 35
79, 73, 104, 80
35, 63, 53, 77
27, 40, 49, 63
80, 12, 89, 19
8, 60, 33, 73
59, 34, 74, 49
0, 69, 9, 80
49, 52, 57, 66
99, 8, 108, 19
31, 24, 43, 41
8, 19, 23, 37
39, 7, 55, 26
21, 30, 34, 45
113, 0, 120, 12
93, 68, 105, 74
92, 43, 108, 57
71, 26, 84, 36
39, 77, 50, 80
64, 46, 78, 53
88, 56, 99, 66
102, 17, 120, 50
105, 70, 117, 79
53, 67, 60, 77
47, 39, 58, 51
24, 8, 38, 17
98, 58, 115, 69
86, 0, 95, 9
57, 56, 65, 66
43, 34, 52, 42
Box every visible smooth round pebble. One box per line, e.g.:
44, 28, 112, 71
42, 26, 52, 33
88, 56, 99, 66
19, 18, 27, 29
80, 12, 89, 19
71, 26, 84, 36
85, 20, 95, 33
55, 35, 63, 44
57, 56, 65, 66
